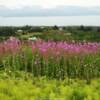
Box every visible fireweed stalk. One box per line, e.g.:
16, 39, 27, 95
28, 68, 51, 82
0, 38, 100, 80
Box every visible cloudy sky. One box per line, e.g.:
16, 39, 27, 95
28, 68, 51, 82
0, 0, 100, 9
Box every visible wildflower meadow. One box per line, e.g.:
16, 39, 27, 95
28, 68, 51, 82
0, 37, 100, 100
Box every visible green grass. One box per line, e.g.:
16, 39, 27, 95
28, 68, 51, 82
0, 70, 99, 100
17, 31, 100, 42
1, 49, 100, 80
18, 32, 42, 40
0, 75, 100, 100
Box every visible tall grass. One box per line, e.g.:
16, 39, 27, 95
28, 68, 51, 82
0, 37, 100, 80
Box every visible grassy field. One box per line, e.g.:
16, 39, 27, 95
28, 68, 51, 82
0, 36, 100, 100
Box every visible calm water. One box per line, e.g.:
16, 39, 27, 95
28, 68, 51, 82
0, 16, 100, 26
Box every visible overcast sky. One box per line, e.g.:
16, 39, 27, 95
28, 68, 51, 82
0, 0, 100, 9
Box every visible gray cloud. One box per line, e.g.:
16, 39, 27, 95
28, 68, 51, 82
0, 6, 100, 17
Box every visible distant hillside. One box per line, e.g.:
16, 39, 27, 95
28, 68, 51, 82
0, 6, 100, 17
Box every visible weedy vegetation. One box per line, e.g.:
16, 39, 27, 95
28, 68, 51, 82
0, 36, 100, 100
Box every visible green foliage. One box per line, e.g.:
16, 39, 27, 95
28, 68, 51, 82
0, 76, 100, 100
1, 47, 100, 81
0, 26, 100, 41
